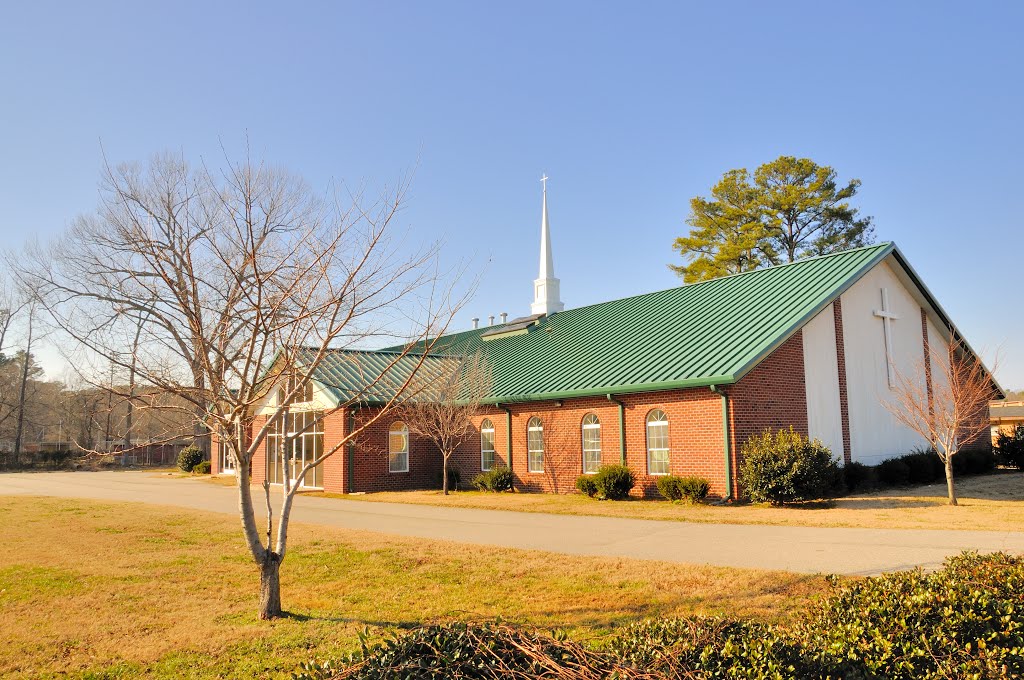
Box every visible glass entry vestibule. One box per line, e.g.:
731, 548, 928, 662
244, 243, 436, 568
266, 411, 325, 488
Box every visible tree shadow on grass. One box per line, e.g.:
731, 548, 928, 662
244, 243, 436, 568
279, 611, 421, 629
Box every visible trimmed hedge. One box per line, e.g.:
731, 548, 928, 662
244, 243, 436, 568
592, 464, 635, 500
739, 428, 839, 504
575, 475, 598, 497
296, 552, 1024, 680
655, 475, 711, 503
176, 445, 203, 472
471, 467, 514, 492
192, 460, 211, 474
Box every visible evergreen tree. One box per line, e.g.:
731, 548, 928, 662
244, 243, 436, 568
670, 169, 767, 283
672, 157, 875, 281
755, 156, 874, 263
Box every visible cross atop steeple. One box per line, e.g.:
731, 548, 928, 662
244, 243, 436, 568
531, 174, 564, 316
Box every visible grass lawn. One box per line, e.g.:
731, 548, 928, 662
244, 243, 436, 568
0, 497, 828, 679
326, 470, 1024, 532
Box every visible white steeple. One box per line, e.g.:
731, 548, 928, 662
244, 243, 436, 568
531, 174, 564, 315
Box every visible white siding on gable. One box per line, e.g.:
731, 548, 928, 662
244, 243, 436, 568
802, 303, 844, 459
255, 379, 335, 416
840, 258, 930, 464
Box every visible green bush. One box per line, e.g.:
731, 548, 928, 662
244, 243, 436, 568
575, 475, 598, 497
176, 445, 204, 472
192, 460, 211, 474
738, 428, 839, 504
656, 475, 711, 503
608, 616, 830, 679
802, 551, 1024, 679
902, 450, 944, 484
471, 467, 514, 492
592, 464, 635, 500
953, 448, 996, 476
996, 424, 1024, 469
842, 460, 876, 492
435, 464, 461, 491
877, 457, 911, 486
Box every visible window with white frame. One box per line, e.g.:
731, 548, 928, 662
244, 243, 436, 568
277, 373, 314, 406
389, 421, 409, 473
646, 409, 670, 475
581, 413, 601, 474
527, 417, 544, 473
266, 410, 324, 487
480, 418, 495, 471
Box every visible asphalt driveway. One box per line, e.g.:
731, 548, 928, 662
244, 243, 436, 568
2, 470, 1022, 576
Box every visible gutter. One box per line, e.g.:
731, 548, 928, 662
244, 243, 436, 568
709, 385, 733, 502
606, 394, 627, 464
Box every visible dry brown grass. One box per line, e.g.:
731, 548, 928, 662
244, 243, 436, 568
327, 470, 1024, 532
0, 496, 827, 679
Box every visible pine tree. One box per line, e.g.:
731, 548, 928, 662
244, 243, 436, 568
671, 157, 875, 281
669, 169, 766, 283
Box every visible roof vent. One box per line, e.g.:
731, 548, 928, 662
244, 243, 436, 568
471, 318, 479, 329
500, 312, 508, 324
488, 315, 495, 326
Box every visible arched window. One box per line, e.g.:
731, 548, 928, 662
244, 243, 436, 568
581, 413, 601, 474
480, 418, 495, 471
646, 409, 670, 475
527, 416, 544, 473
389, 421, 409, 473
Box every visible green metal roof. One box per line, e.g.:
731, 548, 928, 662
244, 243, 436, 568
379, 242, 897, 403
299, 348, 456, 405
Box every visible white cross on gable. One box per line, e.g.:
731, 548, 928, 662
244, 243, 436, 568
873, 287, 900, 388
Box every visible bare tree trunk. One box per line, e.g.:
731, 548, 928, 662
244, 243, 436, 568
945, 456, 958, 506
442, 453, 449, 495
12, 310, 33, 459
259, 552, 283, 620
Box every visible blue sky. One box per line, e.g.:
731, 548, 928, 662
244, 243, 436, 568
1, 1, 1021, 386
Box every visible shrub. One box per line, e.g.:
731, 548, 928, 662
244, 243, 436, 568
739, 428, 839, 504
471, 467, 514, 492
953, 448, 996, 476
996, 424, 1024, 469
575, 475, 598, 497
902, 450, 944, 484
592, 464, 635, 500
192, 460, 211, 474
176, 445, 204, 472
656, 475, 711, 503
842, 460, 876, 492
802, 551, 1024, 679
608, 616, 829, 679
435, 464, 461, 491
877, 457, 911, 486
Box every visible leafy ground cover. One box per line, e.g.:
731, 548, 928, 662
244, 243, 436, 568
323, 470, 1024, 531
0, 496, 826, 679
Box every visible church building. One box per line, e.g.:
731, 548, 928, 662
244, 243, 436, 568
212, 180, 995, 498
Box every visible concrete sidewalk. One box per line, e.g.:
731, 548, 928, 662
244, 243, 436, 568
2, 470, 1022, 575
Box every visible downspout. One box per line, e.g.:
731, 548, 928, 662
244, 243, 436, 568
499, 404, 513, 472
606, 394, 627, 465
346, 406, 357, 494
709, 385, 733, 502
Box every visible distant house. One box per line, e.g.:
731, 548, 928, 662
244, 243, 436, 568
212, 186, 996, 498
991, 401, 1024, 444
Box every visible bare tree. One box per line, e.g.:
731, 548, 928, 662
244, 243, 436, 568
400, 353, 491, 494
883, 338, 999, 506
13, 150, 463, 618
